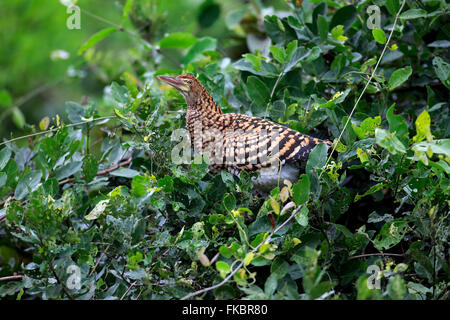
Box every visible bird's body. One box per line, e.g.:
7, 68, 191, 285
158, 74, 332, 191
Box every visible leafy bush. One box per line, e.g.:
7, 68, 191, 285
0, 0, 448, 300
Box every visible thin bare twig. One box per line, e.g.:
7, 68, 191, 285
49, 261, 74, 300
320, 0, 407, 178
0, 156, 133, 223
120, 281, 137, 300
58, 156, 132, 186
0, 274, 24, 282
349, 253, 405, 260
0, 116, 115, 147
89, 244, 111, 277
181, 203, 303, 300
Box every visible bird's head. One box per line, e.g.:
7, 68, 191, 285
157, 74, 204, 106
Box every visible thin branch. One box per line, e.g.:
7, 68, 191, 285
348, 253, 405, 260
0, 156, 133, 223
180, 203, 303, 300
0, 274, 24, 282
58, 156, 132, 186
264, 71, 284, 119
0, 116, 115, 147
120, 281, 137, 300
89, 244, 111, 277
48, 261, 75, 300
320, 0, 407, 178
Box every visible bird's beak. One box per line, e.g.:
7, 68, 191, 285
157, 75, 189, 92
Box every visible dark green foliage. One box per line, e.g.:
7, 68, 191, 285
0, 0, 449, 300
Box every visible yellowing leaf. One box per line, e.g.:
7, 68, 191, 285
357, 148, 369, 164
85, 199, 109, 220
244, 252, 254, 266
269, 196, 280, 215
413, 110, 433, 143
197, 247, 210, 266
39, 116, 50, 131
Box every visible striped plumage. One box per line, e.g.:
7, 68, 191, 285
157, 74, 332, 191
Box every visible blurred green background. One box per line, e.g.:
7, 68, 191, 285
0, 0, 288, 139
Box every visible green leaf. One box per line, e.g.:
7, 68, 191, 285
264, 274, 278, 297
15, 170, 42, 200
225, 9, 245, 29
110, 82, 130, 104
243, 54, 262, 72
413, 139, 450, 158
330, 5, 357, 31
82, 154, 98, 183
0, 148, 12, 171
374, 218, 409, 250
295, 205, 309, 227
331, 25, 347, 42
222, 193, 236, 212
432, 57, 450, 89
12, 108, 25, 129
110, 168, 139, 178
356, 148, 369, 164
385, 0, 400, 15
121, 0, 134, 25
54, 161, 83, 180
0, 172, 7, 188
269, 100, 286, 121
352, 116, 381, 139
159, 32, 198, 49
270, 258, 289, 280
306, 143, 328, 176
317, 15, 328, 42
216, 261, 231, 278
269, 45, 286, 64
183, 37, 217, 65
78, 27, 117, 55
198, 2, 220, 28
354, 183, 387, 202
386, 104, 408, 140
246, 76, 270, 107
0, 89, 12, 108
372, 28, 386, 44
131, 175, 152, 197
284, 47, 311, 72
388, 66, 412, 91
375, 128, 406, 154
292, 174, 310, 206
399, 9, 428, 20
387, 276, 407, 299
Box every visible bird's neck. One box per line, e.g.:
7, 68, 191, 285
188, 90, 223, 114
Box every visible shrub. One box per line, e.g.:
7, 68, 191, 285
0, 0, 448, 300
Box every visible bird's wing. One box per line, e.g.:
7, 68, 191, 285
202, 113, 331, 173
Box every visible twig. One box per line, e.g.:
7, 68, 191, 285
209, 252, 220, 266
58, 156, 132, 186
0, 274, 24, 282
120, 281, 137, 300
0, 157, 133, 223
48, 261, 75, 300
180, 203, 303, 300
348, 253, 405, 260
319, 0, 407, 178
0, 116, 115, 147
264, 71, 284, 119
89, 244, 111, 276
